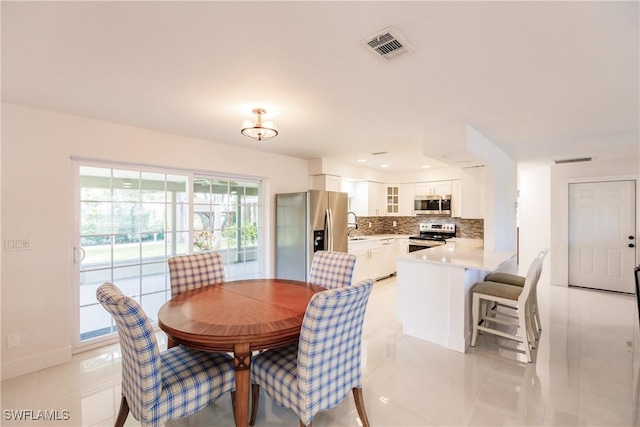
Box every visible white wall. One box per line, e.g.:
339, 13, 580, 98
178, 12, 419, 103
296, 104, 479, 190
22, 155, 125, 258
549, 158, 639, 286
518, 165, 551, 277
1, 103, 310, 379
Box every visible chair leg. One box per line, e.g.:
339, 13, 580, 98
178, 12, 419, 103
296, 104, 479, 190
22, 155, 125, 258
167, 337, 178, 349
352, 388, 370, 427
114, 396, 129, 427
299, 421, 311, 427
518, 309, 532, 363
249, 384, 260, 426
533, 295, 542, 332
230, 391, 237, 426
471, 294, 480, 346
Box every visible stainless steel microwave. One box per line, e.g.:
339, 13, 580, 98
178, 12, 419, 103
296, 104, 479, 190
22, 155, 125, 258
414, 195, 452, 215
414, 195, 442, 215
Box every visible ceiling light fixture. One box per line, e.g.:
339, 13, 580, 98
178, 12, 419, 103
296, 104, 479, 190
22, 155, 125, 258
241, 108, 278, 141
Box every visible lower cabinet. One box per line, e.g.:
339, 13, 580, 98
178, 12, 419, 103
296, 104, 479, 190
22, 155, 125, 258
395, 237, 409, 256
349, 238, 396, 283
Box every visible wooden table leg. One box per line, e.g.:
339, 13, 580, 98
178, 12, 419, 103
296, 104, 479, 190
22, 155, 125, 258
233, 343, 252, 427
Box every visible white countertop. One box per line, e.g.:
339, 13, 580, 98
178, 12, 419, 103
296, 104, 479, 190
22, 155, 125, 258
397, 238, 515, 271
348, 234, 411, 242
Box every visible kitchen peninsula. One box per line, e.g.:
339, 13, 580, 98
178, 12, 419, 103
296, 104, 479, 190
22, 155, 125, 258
396, 239, 516, 353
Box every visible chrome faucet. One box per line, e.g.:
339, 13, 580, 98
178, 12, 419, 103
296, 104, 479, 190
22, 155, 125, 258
347, 211, 358, 236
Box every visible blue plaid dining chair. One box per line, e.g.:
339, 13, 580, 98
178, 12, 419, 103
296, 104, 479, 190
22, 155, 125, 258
168, 251, 225, 296
308, 250, 357, 289
249, 279, 374, 427
96, 283, 235, 427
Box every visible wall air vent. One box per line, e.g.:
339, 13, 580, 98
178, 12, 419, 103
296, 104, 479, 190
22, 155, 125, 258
361, 27, 415, 62
553, 157, 594, 164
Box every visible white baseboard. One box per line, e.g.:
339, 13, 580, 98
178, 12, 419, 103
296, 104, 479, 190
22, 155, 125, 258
1, 345, 72, 380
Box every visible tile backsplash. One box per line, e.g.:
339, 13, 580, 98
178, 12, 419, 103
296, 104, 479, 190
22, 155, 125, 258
352, 216, 484, 239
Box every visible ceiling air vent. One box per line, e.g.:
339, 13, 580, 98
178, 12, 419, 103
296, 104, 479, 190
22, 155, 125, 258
361, 27, 415, 62
553, 157, 594, 164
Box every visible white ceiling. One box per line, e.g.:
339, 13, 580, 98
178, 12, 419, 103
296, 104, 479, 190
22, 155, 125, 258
2, 1, 638, 171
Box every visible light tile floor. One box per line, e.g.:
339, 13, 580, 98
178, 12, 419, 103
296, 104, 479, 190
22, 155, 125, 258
2, 276, 640, 426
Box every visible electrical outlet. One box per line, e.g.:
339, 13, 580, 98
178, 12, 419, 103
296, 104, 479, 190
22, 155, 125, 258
368, 222, 372, 228
393, 221, 397, 227
7, 334, 20, 349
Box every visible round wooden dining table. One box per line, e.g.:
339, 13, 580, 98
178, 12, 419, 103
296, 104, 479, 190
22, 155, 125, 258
157, 278, 326, 427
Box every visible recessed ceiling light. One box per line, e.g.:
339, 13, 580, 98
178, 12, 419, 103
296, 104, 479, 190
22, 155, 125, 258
380, 164, 389, 168
357, 159, 367, 163
421, 165, 431, 169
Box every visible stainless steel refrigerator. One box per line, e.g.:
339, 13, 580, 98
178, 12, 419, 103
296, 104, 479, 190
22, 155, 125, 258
276, 190, 348, 281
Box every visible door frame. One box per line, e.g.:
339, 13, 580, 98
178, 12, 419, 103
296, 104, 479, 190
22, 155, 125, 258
556, 174, 639, 287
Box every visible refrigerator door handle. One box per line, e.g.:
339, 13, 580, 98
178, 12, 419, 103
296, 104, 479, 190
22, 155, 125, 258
326, 208, 333, 251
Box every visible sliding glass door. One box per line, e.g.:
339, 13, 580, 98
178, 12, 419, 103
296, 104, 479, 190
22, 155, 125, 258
75, 163, 262, 349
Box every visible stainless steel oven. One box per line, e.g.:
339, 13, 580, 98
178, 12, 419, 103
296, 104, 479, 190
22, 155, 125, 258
408, 222, 456, 252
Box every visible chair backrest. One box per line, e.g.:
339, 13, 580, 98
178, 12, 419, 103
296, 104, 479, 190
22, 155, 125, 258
96, 283, 161, 420
168, 251, 225, 296
296, 279, 374, 424
518, 249, 548, 303
308, 251, 357, 289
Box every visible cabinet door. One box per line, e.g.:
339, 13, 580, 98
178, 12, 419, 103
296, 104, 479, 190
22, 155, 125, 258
415, 182, 432, 196
354, 181, 386, 216
385, 185, 400, 216
433, 180, 452, 196
351, 250, 369, 284
451, 180, 461, 217
461, 167, 484, 218
370, 182, 386, 216
399, 183, 415, 215
325, 175, 342, 192
395, 238, 409, 256
353, 182, 369, 216
415, 180, 452, 196
368, 247, 385, 280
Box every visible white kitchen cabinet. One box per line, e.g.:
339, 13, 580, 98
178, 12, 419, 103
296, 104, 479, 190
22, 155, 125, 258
415, 180, 453, 197
461, 166, 484, 218
348, 238, 394, 282
395, 237, 409, 256
351, 249, 369, 284
451, 179, 462, 217
368, 246, 385, 281
399, 183, 415, 216
311, 174, 342, 192
354, 181, 386, 216
385, 185, 400, 215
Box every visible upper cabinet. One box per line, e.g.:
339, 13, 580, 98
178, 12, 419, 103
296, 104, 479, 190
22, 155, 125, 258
451, 180, 462, 217
385, 185, 400, 215
311, 174, 343, 192
460, 166, 485, 219
399, 183, 415, 216
355, 182, 415, 216
354, 181, 386, 216
415, 180, 452, 197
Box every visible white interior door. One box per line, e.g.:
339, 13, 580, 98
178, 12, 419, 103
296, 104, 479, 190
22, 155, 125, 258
569, 180, 636, 293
